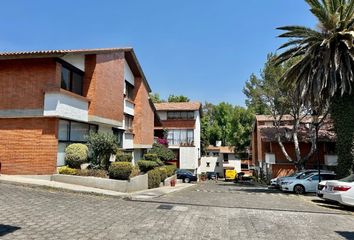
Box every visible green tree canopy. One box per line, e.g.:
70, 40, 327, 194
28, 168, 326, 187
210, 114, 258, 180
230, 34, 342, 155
167, 94, 190, 102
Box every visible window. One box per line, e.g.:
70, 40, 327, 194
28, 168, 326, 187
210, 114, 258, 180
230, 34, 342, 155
206, 162, 210, 167
125, 81, 134, 100
167, 129, 194, 145
322, 174, 336, 180
112, 128, 124, 148
58, 119, 97, 143
60, 64, 84, 95
216, 162, 220, 167
241, 164, 249, 169
167, 111, 194, 120
223, 153, 229, 161
125, 115, 133, 130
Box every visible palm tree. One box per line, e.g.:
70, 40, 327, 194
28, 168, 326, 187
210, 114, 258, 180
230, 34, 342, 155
274, 0, 354, 178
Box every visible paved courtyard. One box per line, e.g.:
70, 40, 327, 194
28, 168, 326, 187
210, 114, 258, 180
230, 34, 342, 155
0, 181, 354, 240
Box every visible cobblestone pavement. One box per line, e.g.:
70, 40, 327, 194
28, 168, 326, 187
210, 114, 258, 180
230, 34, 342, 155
1, 181, 354, 240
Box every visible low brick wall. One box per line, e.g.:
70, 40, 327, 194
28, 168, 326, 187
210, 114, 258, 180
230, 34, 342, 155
51, 174, 148, 193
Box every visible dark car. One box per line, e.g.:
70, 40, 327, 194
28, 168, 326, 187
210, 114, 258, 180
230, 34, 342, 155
207, 172, 218, 180
177, 171, 198, 183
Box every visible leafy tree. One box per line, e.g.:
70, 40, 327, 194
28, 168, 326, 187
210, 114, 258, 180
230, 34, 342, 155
230, 107, 254, 152
167, 94, 190, 102
274, 0, 354, 177
243, 74, 270, 114
149, 93, 164, 103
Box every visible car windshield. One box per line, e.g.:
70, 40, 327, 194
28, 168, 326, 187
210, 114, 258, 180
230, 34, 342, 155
339, 174, 354, 182
297, 172, 315, 179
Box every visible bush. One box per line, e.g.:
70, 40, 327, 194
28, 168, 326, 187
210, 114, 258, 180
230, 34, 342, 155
158, 167, 168, 182
76, 169, 108, 178
144, 153, 159, 161
130, 165, 140, 178
137, 160, 159, 173
108, 162, 133, 180
58, 166, 77, 175
165, 164, 177, 177
148, 168, 161, 189
64, 143, 88, 169
86, 132, 119, 170
148, 143, 175, 162
116, 152, 133, 162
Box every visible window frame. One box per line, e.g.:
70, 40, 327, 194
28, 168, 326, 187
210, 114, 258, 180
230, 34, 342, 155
58, 119, 98, 143
223, 153, 229, 161
58, 59, 84, 96
125, 81, 134, 100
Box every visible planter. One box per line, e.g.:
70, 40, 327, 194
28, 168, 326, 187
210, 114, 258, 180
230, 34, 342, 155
52, 174, 148, 193
170, 179, 176, 187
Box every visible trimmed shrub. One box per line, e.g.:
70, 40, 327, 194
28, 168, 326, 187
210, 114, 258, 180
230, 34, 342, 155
144, 153, 159, 161
158, 167, 168, 182
58, 166, 77, 175
165, 164, 177, 177
65, 143, 88, 169
148, 143, 175, 162
148, 168, 161, 189
76, 169, 108, 178
116, 152, 133, 162
130, 165, 140, 178
137, 160, 159, 173
108, 162, 133, 180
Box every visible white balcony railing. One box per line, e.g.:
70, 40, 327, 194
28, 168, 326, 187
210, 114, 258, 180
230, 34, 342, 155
44, 90, 89, 122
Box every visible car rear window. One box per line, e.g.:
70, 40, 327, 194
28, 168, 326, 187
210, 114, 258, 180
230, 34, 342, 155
340, 174, 354, 182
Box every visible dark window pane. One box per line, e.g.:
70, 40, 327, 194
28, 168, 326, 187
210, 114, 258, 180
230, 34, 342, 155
113, 128, 123, 148
125, 81, 134, 100
72, 72, 83, 95
181, 112, 187, 119
70, 122, 89, 142
61, 67, 70, 90
188, 112, 194, 119
58, 120, 70, 141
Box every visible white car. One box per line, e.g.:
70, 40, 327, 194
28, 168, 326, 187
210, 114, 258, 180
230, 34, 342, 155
280, 172, 336, 194
322, 174, 354, 207
271, 170, 318, 188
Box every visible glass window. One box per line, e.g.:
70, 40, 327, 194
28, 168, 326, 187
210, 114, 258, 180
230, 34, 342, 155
181, 112, 188, 119
125, 115, 133, 130
61, 67, 70, 91
72, 72, 83, 95
216, 162, 220, 167
224, 153, 229, 161
125, 81, 134, 100
60, 64, 84, 96
311, 175, 319, 181
70, 122, 89, 142
58, 120, 70, 141
206, 162, 210, 167
187, 130, 194, 143
187, 111, 194, 119
112, 128, 123, 148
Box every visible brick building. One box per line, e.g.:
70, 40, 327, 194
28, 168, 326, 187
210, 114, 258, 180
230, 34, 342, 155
0, 48, 156, 174
251, 115, 337, 178
154, 102, 201, 172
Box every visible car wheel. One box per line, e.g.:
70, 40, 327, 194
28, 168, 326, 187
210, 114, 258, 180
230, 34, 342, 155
294, 185, 305, 194
184, 178, 190, 183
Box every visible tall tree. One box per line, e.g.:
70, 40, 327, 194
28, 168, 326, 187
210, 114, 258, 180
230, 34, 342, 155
168, 94, 190, 102
243, 74, 270, 114
149, 93, 164, 103
274, 0, 354, 177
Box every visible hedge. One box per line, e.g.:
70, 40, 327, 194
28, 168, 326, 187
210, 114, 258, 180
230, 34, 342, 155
148, 168, 161, 189
137, 160, 159, 173
157, 167, 168, 182
108, 162, 133, 180
116, 152, 133, 162
65, 143, 88, 169
144, 153, 159, 161
165, 164, 177, 177
130, 165, 140, 178
58, 166, 77, 175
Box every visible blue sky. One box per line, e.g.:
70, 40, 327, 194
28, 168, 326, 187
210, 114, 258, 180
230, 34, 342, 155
0, 0, 317, 106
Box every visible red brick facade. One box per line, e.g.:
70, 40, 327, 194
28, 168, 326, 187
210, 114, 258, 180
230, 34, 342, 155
0, 118, 58, 174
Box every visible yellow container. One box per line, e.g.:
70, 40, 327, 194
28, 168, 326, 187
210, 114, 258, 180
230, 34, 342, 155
225, 169, 237, 180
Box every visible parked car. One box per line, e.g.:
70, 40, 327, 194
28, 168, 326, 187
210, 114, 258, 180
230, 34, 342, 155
277, 170, 334, 188
322, 174, 354, 207
207, 172, 218, 180
280, 172, 336, 194
176, 171, 197, 183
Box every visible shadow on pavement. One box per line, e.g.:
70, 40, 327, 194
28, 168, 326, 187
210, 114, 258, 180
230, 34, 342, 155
0, 224, 21, 237
335, 231, 354, 240
311, 199, 354, 212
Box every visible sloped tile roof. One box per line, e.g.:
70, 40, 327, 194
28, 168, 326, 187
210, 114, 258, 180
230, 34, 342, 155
154, 102, 201, 111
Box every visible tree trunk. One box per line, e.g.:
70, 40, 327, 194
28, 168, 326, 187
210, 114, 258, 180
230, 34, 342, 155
331, 93, 354, 178
277, 134, 293, 162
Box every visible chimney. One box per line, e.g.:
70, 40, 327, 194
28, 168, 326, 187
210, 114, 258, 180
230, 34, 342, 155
215, 141, 222, 147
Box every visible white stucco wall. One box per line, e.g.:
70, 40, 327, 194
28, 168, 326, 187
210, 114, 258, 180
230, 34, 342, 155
179, 147, 198, 170
60, 54, 85, 71
194, 110, 201, 159
124, 60, 135, 85
44, 92, 89, 122
198, 156, 224, 176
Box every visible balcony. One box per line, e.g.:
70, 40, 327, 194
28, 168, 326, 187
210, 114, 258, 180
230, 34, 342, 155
167, 138, 194, 147
124, 99, 134, 116
43, 89, 89, 122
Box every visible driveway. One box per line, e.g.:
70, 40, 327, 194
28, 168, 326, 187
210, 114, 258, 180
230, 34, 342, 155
0, 181, 353, 240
